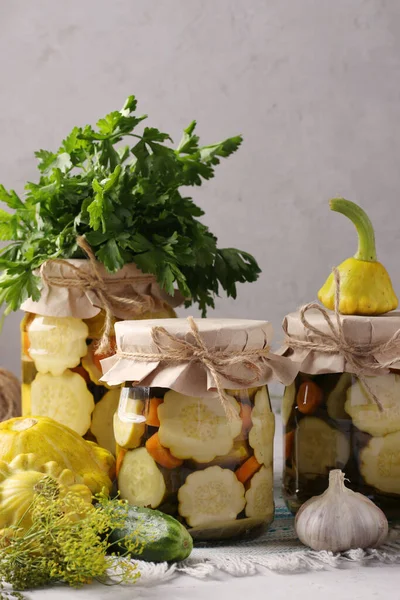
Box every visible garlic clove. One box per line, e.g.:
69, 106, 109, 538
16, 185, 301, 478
295, 469, 388, 552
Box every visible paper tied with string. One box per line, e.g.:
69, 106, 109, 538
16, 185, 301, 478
101, 318, 298, 398
282, 309, 400, 376
21, 259, 182, 319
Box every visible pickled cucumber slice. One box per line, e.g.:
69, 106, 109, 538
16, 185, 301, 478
344, 374, 400, 436
327, 373, 352, 420
178, 466, 246, 527
158, 391, 241, 463
245, 465, 274, 518
360, 432, 400, 494
282, 383, 296, 425
248, 386, 275, 466
90, 388, 120, 455
27, 316, 88, 376
113, 399, 145, 449
30, 371, 94, 436
295, 417, 350, 477
117, 447, 166, 508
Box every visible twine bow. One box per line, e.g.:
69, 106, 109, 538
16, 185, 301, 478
116, 316, 271, 420
283, 268, 400, 412
40, 237, 157, 354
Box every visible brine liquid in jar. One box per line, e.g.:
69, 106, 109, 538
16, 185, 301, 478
283, 371, 400, 519
115, 384, 275, 541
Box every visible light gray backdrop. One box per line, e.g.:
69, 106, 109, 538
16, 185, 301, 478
1, 0, 400, 377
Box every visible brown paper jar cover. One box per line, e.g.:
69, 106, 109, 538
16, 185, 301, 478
101, 317, 299, 396
21, 259, 182, 319
282, 309, 400, 375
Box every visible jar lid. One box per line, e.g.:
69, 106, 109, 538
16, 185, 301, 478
21, 259, 182, 319
101, 317, 298, 396
282, 309, 400, 375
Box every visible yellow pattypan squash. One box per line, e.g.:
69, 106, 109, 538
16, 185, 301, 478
0, 417, 115, 495
318, 198, 398, 315
0, 453, 93, 533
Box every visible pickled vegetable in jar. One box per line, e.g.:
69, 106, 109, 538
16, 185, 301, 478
282, 309, 400, 519
20, 259, 179, 453
101, 317, 298, 541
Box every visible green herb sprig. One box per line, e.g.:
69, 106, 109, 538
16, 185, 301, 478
0, 95, 260, 316
0, 478, 142, 599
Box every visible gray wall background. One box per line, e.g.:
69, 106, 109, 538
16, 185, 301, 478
1, 0, 400, 378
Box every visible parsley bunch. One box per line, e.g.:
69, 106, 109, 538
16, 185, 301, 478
0, 95, 260, 316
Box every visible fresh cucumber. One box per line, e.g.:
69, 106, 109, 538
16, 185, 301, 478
108, 505, 193, 562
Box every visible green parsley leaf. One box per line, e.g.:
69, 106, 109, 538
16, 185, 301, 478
0, 94, 260, 316
96, 239, 124, 273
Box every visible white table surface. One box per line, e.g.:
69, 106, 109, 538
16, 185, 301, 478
22, 405, 399, 600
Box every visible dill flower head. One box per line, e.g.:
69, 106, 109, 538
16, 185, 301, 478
0, 479, 141, 599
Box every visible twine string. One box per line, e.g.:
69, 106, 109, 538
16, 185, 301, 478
40, 237, 157, 354
0, 368, 20, 422
284, 268, 400, 412
117, 316, 271, 420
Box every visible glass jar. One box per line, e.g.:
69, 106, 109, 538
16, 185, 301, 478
283, 371, 400, 519
115, 383, 275, 541
21, 305, 175, 454
101, 317, 296, 541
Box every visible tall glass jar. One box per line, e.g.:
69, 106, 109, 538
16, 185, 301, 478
282, 309, 400, 519
20, 259, 178, 455
101, 317, 298, 541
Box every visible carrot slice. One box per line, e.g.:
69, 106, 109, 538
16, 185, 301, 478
297, 380, 323, 415
147, 397, 163, 427
92, 338, 117, 372
285, 430, 295, 459
240, 403, 252, 434
116, 447, 128, 477
235, 455, 261, 484
22, 332, 30, 358
145, 432, 183, 469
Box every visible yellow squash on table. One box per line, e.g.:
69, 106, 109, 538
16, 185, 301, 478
318, 198, 398, 315
0, 453, 93, 534
0, 416, 115, 495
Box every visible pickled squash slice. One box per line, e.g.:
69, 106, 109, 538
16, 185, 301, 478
113, 394, 145, 450
360, 432, 400, 494
248, 386, 275, 466
344, 374, 400, 436
117, 447, 166, 508
27, 315, 89, 376
245, 465, 274, 518
192, 439, 250, 470
90, 389, 120, 455
158, 391, 241, 463
178, 466, 246, 527
31, 370, 95, 436
295, 417, 350, 477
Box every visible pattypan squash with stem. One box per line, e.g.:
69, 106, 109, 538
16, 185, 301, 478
318, 198, 398, 315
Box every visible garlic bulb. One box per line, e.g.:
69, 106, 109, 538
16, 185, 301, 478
295, 469, 388, 552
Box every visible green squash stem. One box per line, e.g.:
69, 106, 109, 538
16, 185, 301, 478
329, 198, 377, 262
